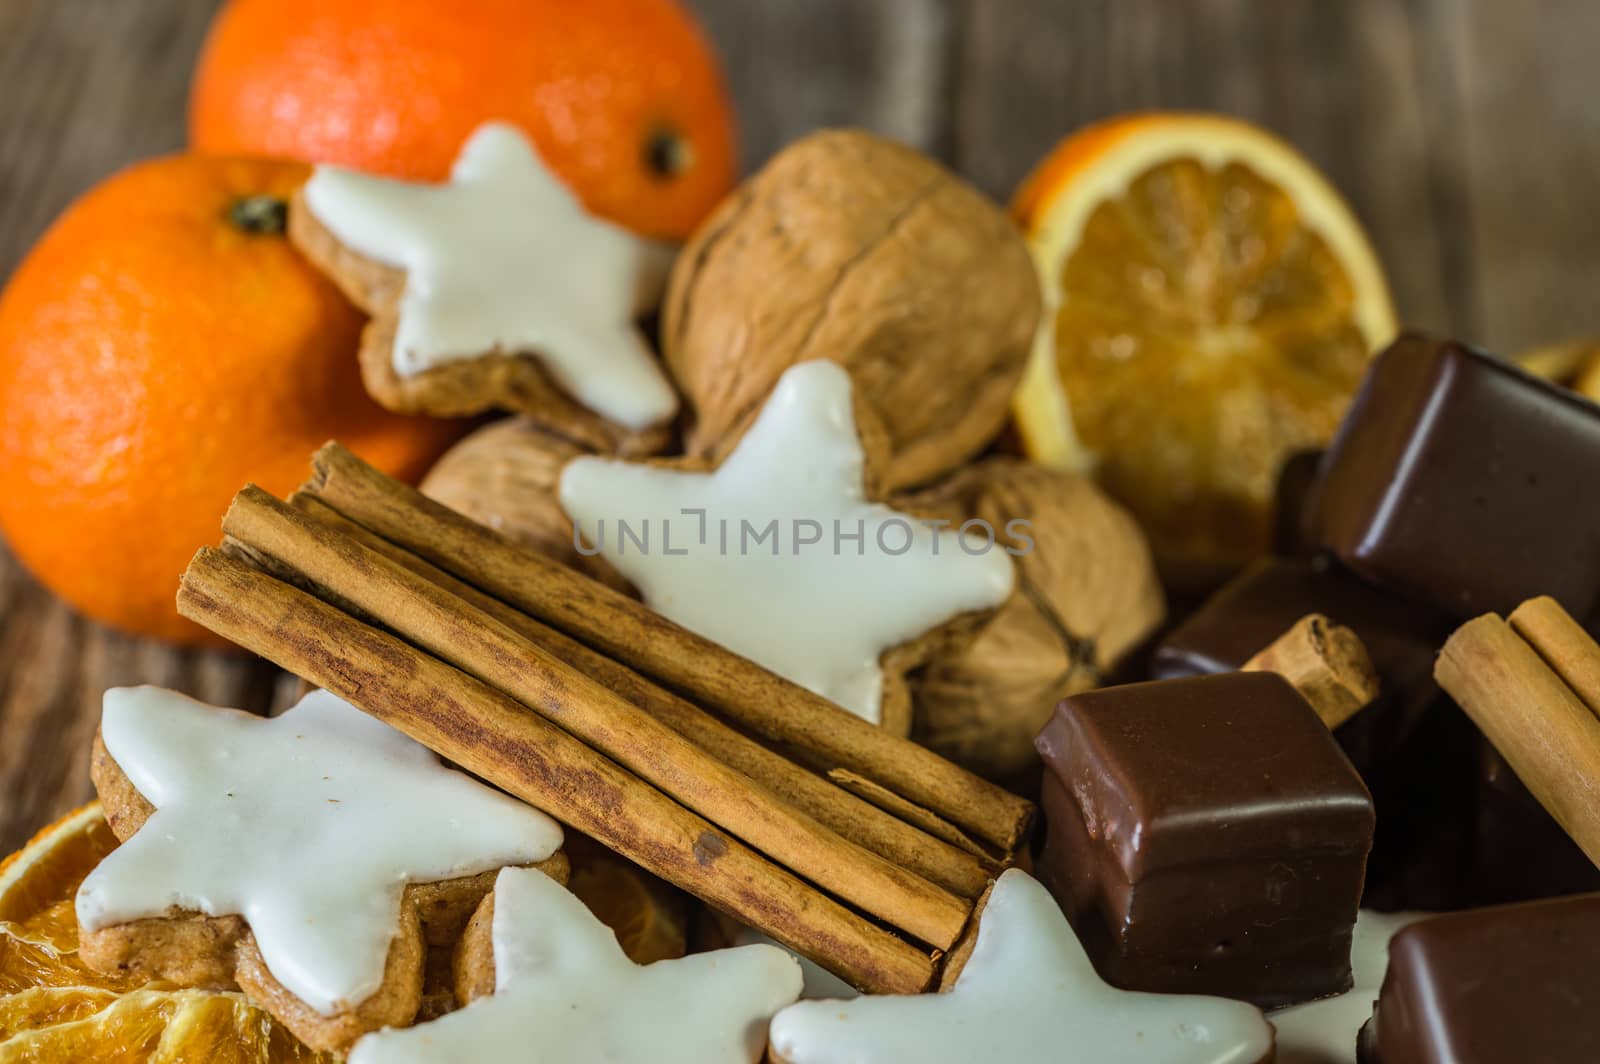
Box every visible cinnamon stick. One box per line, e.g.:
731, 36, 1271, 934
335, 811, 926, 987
223, 485, 970, 950
288, 492, 994, 897
302, 442, 1034, 850
1436, 612, 1600, 868
1510, 595, 1600, 717
177, 547, 936, 994
824, 769, 988, 858
935, 878, 996, 992
1243, 613, 1380, 730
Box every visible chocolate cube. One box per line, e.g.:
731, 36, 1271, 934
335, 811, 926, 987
1471, 743, 1600, 906
1035, 672, 1375, 1008
1360, 894, 1600, 1063
1155, 559, 1475, 911
1273, 449, 1324, 558
1310, 334, 1600, 619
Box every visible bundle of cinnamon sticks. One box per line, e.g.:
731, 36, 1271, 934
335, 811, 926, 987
178, 443, 1035, 994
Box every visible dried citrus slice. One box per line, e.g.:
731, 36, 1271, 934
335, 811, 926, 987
1513, 336, 1600, 403
0, 804, 136, 996
0, 805, 332, 1062
1012, 113, 1397, 569
1577, 356, 1600, 402
0, 986, 119, 1041
0, 987, 330, 1063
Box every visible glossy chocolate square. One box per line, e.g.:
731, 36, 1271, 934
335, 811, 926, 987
1310, 334, 1600, 619
1360, 894, 1600, 1063
1035, 671, 1375, 1008
1152, 559, 1480, 912
1470, 743, 1600, 906
1273, 449, 1324, 558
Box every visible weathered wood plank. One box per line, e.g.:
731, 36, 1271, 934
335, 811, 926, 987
1428, 0, 1600, 351
687, 0, 958, 167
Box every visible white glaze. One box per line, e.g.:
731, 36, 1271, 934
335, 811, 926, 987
767, 869, 1274, 1064
302, 121, 678, 429
1269, 909, 1424, 1064
559, 361, 1016, 724
348, 866, 803, 1064
75, 687, 563, 1017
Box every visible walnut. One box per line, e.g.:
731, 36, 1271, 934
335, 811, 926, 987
661, 129, 1041, 492
419, 418, 629, 592
901, 460, 1166, 780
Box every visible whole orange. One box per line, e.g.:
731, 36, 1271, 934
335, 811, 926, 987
188, 0, 737, 240
0, 154, 463, 646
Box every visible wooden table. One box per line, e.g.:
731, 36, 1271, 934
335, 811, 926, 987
2, 0, 1597, 853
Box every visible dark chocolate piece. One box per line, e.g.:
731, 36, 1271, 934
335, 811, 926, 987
1360, 893, 1600, 1063
1152, 556, 1453, 768
1034, 671, 1375, 1008
1310, 334, 1600, 619
1273, 449, 1323, 557
1358, 698, 1478, 914
1471, 742, 1600, 906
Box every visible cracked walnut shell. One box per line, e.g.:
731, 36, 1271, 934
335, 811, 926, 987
902, 460, 1166, 780
661, 129, 1041, 492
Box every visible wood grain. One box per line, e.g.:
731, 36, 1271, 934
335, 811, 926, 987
4, 0, 1600, 852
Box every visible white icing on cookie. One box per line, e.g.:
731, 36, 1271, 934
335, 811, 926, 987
1270, 909, 1424, 1064
302, 121, 678, 430
348, 866, 803, 1064
75, 687, 563, 1017
768, 869, 1273, 1064
559, 361, 1016, 724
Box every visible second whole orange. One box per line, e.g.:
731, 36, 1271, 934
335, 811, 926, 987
188, 0, 738, 240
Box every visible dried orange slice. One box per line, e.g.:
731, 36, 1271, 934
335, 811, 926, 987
1513, 337, 1600, 403
1013, 113, 1397, 569
1577, 356, 1600, 402
0, 987, 332, 1063
0, 804, 332, 1062
0, 803, 134, 996
564, 836, 688, 966
0, 986, 120, 1040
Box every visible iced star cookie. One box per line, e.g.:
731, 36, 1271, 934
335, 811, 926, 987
767, 870, 1274, 1064
74, 686, 567, 1055
349, 865, 802, 1064
290, 122, 678, 455
559, 360, 1016, 734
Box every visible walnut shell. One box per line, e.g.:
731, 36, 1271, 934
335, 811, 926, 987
419, 418, 629, 592
662, 129, 1041, 492
902, 460, 1166, 780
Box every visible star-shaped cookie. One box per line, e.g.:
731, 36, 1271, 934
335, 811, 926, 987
75, 687, 564, 1019
293, 121, 677, 451
558, 360, 1016, 729
348, 865, 803, 1064
1270, 909, 1422, 1064
767, 869, 1274, 1064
